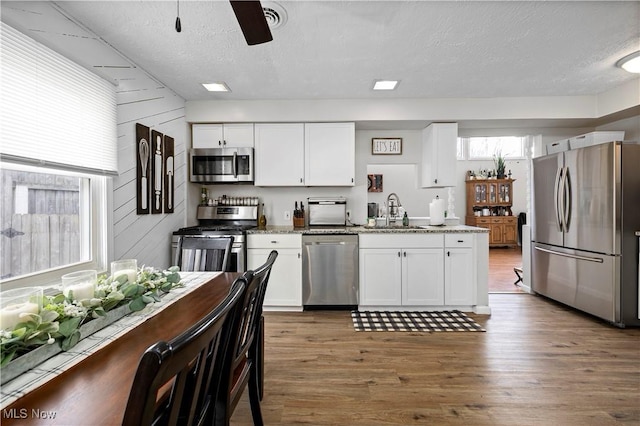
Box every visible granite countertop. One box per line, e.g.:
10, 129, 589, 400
247, 225, 488, 234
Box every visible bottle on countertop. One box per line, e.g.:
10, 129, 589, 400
200, 187, 208, 205
402, 211, 409, 227
258, 203, 267, 229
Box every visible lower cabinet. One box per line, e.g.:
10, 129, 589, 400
402, 249, 445, 305
359, 233, 477, 308
359, 248, 402, 305
468, 216, 517, 247
247, 234, 302, 309
359, 234, 445, 307
444, 234, 475, 305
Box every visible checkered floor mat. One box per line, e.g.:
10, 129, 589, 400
351, 310, 485, 332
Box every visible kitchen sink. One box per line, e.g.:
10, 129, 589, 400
364, 225, 425, 229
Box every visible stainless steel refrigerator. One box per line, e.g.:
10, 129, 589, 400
532, 141, 640, 327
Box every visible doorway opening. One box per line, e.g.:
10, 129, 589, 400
488, 246, 524, 293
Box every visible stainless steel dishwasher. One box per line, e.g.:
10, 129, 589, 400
302, 234, 358, 309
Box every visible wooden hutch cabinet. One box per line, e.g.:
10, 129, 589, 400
465, 178, 518, 247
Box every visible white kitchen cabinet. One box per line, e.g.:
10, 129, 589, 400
304, 122, 355, 186
444, 234, 475, 305
247, 233, 302, 309
402, 248, 445, 305
359, 234, 444, 307
254, 122, 355, 187
421, 122, 458, 188
192, 123, 254, 148
254, 123, 305, 186
359, 248, 402, 306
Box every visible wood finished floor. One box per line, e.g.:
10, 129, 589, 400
231, 294, 640, 425
488, 246, 524, 293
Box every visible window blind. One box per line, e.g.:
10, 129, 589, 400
0, 22, 118, 175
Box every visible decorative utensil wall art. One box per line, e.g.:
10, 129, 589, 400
136, 123, 174, 215
151, 130, 163, 214
164, 135, 174, 214
136, 124, 150, 214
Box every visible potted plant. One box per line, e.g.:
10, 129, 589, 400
494, 151, 506, 179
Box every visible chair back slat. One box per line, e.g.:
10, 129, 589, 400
176, 236, 233, 272
213, 250, 278, 426
123, 276, 247, 426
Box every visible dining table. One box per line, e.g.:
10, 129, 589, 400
0, 271, 238, 425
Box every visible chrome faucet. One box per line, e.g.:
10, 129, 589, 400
386, 192, 402, 226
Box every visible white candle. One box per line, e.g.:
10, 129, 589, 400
0, 301, 40, 330
113, 269, 137, 283
64, 282, 95, 301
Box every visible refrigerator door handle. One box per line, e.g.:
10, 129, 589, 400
534, 246, 604, 263
563, 166, 572, 232
554, 166, 564, 232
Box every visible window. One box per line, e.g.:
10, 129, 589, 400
0, 23, 116, 290
466, 136, 526, 160
0, 163, 110, 290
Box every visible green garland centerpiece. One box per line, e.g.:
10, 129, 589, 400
1, 266, 183, 367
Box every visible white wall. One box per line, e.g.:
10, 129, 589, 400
596, 115, 640, 142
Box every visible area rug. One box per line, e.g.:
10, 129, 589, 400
351, 310, 485, 332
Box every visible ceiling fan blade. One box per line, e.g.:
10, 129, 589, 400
230, 1, 273, 46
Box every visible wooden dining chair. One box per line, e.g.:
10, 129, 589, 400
176, 236, 234, 272
212, 250, 278, 426
122, 276, 247, 426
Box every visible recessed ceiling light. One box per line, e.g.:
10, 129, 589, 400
202, 82, 231, 92
373, 80, 399, 90
616, 51, 640, 73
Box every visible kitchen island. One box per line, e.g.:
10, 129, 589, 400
247, 225, 490, 314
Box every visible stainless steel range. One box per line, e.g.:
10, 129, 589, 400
172, 205, 258, 272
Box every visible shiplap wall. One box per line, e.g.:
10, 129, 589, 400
112, 82, 187, 269
1, 3, 188, 270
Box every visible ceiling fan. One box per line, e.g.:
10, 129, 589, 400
229, 0, 273, 45
175, 0, 273, 45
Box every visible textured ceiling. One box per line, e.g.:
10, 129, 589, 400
2, 1, 638, 103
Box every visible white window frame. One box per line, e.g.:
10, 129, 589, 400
457, 136, 527, 161
0, 163, 112, 291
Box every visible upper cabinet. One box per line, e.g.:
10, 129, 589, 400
254, 122, 355, 187
304, 122, 355, 186
421, 122, 458, 188
255, 123, 305, 186
192, 123, 254, 148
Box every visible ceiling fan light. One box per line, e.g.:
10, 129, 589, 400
616, 50, 640, 73
202, 82, 231, 92
373, 80, 399, 90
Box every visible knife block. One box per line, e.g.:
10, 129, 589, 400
293, 216, 305, 228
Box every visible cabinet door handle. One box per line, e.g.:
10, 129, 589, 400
398, 251, 401, 257
218, 140, 222, 146
447, 251, 450, 257
457, 240, 464, 243
298, 253, 301, 258
300, 178, 303, 183
403, 251, 407, 257
434, 178, 438, 184
270, 240, 278, 244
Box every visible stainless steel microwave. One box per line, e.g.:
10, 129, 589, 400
189, 148, 254, 183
